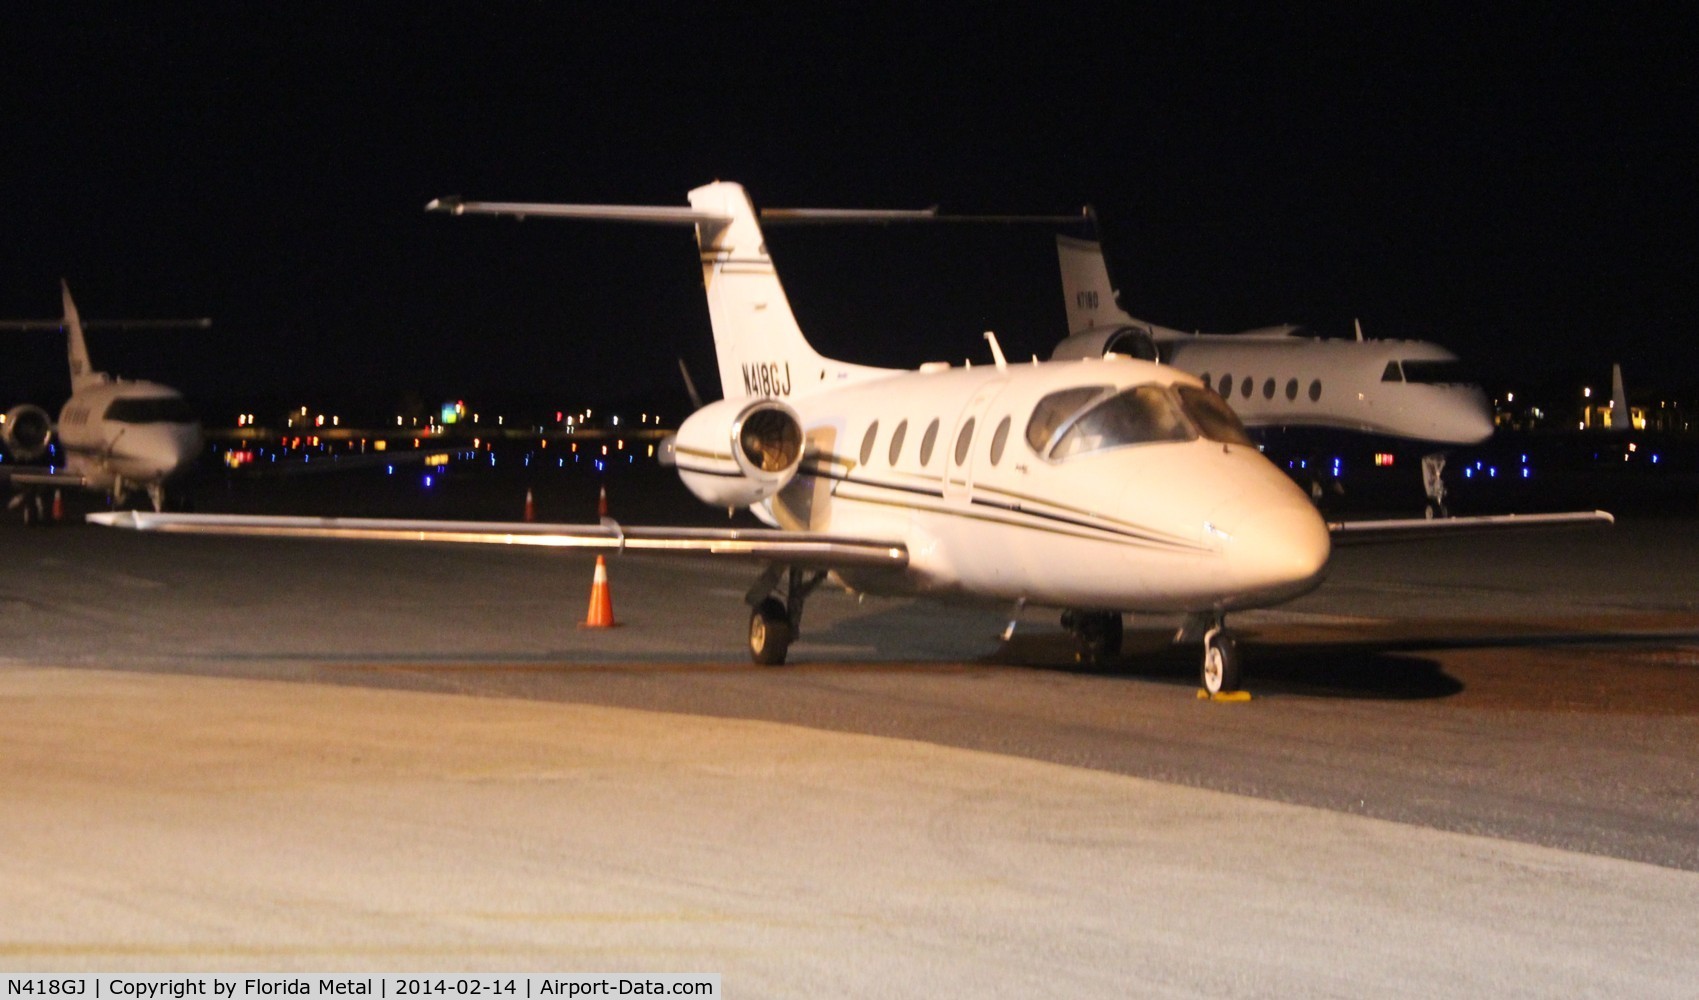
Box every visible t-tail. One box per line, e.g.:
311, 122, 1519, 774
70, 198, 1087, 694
426, 181, 892, 402
1057, 234, 1143, 337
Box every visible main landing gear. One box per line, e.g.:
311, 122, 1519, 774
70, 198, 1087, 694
1061, 609, 1123, 668
746, 565, 825, 665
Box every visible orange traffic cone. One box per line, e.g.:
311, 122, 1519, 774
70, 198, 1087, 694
597, 484, 608, 518
579, 555, 618, 628
50, 489, 64, 523
523, 488, 536, 522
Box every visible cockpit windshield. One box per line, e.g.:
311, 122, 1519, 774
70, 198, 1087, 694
1398, 360, 1474, 386
1175, 385, 1254, 446
1042, 385, 1197, 461
103, 396, 197, 425
1026, 385, 1112, 454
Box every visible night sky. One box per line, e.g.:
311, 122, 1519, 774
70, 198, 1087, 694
3, 4, 1693, 417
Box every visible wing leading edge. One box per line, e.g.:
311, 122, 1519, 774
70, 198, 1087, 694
1328, 509, 1614, 544
86, 511, 909, 570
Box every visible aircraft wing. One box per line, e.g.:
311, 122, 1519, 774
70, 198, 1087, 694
0, 467, 91, 488
86, 512, 909, 570
1327, 510, 1613, 544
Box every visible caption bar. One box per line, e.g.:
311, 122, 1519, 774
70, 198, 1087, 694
6, 979, 718, 1000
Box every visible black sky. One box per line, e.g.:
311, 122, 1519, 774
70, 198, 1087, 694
2, 3, 1693, 413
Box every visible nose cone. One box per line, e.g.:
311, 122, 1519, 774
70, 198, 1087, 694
1436, 386, 1495, 444
166, 422, 204, 474
1216, 502, 1332, 605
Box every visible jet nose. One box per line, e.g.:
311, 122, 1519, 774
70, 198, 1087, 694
1439, 386, 1495, 444
1216, 502, 1332, 600
161, 423, 204, 475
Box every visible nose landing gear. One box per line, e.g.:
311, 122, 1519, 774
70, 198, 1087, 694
1201, 623, 1242, 695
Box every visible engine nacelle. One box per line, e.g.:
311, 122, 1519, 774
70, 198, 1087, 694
672, 397, 805, 508
2, 404, 54, 461
1050, 325, 1161, 363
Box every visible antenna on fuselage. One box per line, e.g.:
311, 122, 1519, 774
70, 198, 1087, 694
983, 331, 1008, 371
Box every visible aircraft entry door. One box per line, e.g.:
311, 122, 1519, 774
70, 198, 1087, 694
944, 379, 1007, 504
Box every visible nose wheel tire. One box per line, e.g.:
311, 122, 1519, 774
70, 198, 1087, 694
749, 597, 792, 666
1202, 628, 1242, 694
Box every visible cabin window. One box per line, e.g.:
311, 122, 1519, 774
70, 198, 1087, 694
1285, 378, 1298, 401
1049, 385, 1196, 461
1262, 378, 1276, 400
1381, 361, 1404, 382
954, 418, 976, 465
1309, 379, 1322, 402
919, 418, 940, 465
102, 397, 197, 424
859, 421, 879, 466
1218, 374, 1233, 398
989, 416, 1012, 465
888, 419, 908, 465
1026, 385, 1112, 455
1176, 385, 1254, 446
1240, 376, 1253, 399
1400, 360, 1471, 385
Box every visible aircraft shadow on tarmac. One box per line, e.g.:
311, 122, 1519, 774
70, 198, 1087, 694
999, 625, 1699, 701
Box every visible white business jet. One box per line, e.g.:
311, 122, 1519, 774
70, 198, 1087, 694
89, 183, 1608, 692
1053, 235, 1494, 513
1, 281, 204, 521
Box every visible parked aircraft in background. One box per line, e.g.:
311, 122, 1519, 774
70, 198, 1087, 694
1, 281, 204, 521
1053, 235, 1494, 514
92, 183, 1609, 692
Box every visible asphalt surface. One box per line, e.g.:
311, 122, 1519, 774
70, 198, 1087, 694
3, 463, 1697, 990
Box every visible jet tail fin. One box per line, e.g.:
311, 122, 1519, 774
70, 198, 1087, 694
1609, 363, 1631, 431
427, 183, 892, 401
61, 280, 107, 390
1056, 235, 1141, 336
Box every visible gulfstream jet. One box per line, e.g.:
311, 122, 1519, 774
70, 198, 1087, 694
90, 183, 1607, 693
1053, 235, 1494, 513
1, 281, 203, 520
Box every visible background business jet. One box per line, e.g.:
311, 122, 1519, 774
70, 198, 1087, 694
92, 183, 1607, 693
1053, 235, 1494, 514
1, 281, 204, 521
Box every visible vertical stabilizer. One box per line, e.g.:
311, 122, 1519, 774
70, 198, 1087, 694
62, 280, 106, 390
687, 182, 891, 401
1610, 363, 1629, 430
1057, 235, 1140, 336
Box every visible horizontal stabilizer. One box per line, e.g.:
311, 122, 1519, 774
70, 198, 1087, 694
88, 512, 910, 570
425, 197, 725, 226
760, 207, 1087, 225
1328, 510, 1613, 545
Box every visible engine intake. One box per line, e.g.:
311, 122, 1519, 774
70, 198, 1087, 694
672, 397, 805, 508
1050, 325, 1161, 363
3, 404, 53, 461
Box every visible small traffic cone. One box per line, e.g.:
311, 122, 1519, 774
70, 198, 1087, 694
50, 489, 64, 523
579, 555, 618, 628
523, 488, 536, 522
596, 484, 609, 518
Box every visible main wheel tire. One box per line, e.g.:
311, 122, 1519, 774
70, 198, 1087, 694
749, 597, 792, 666
1202, 630, 1242, 694
1073, 611, 1124, 668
